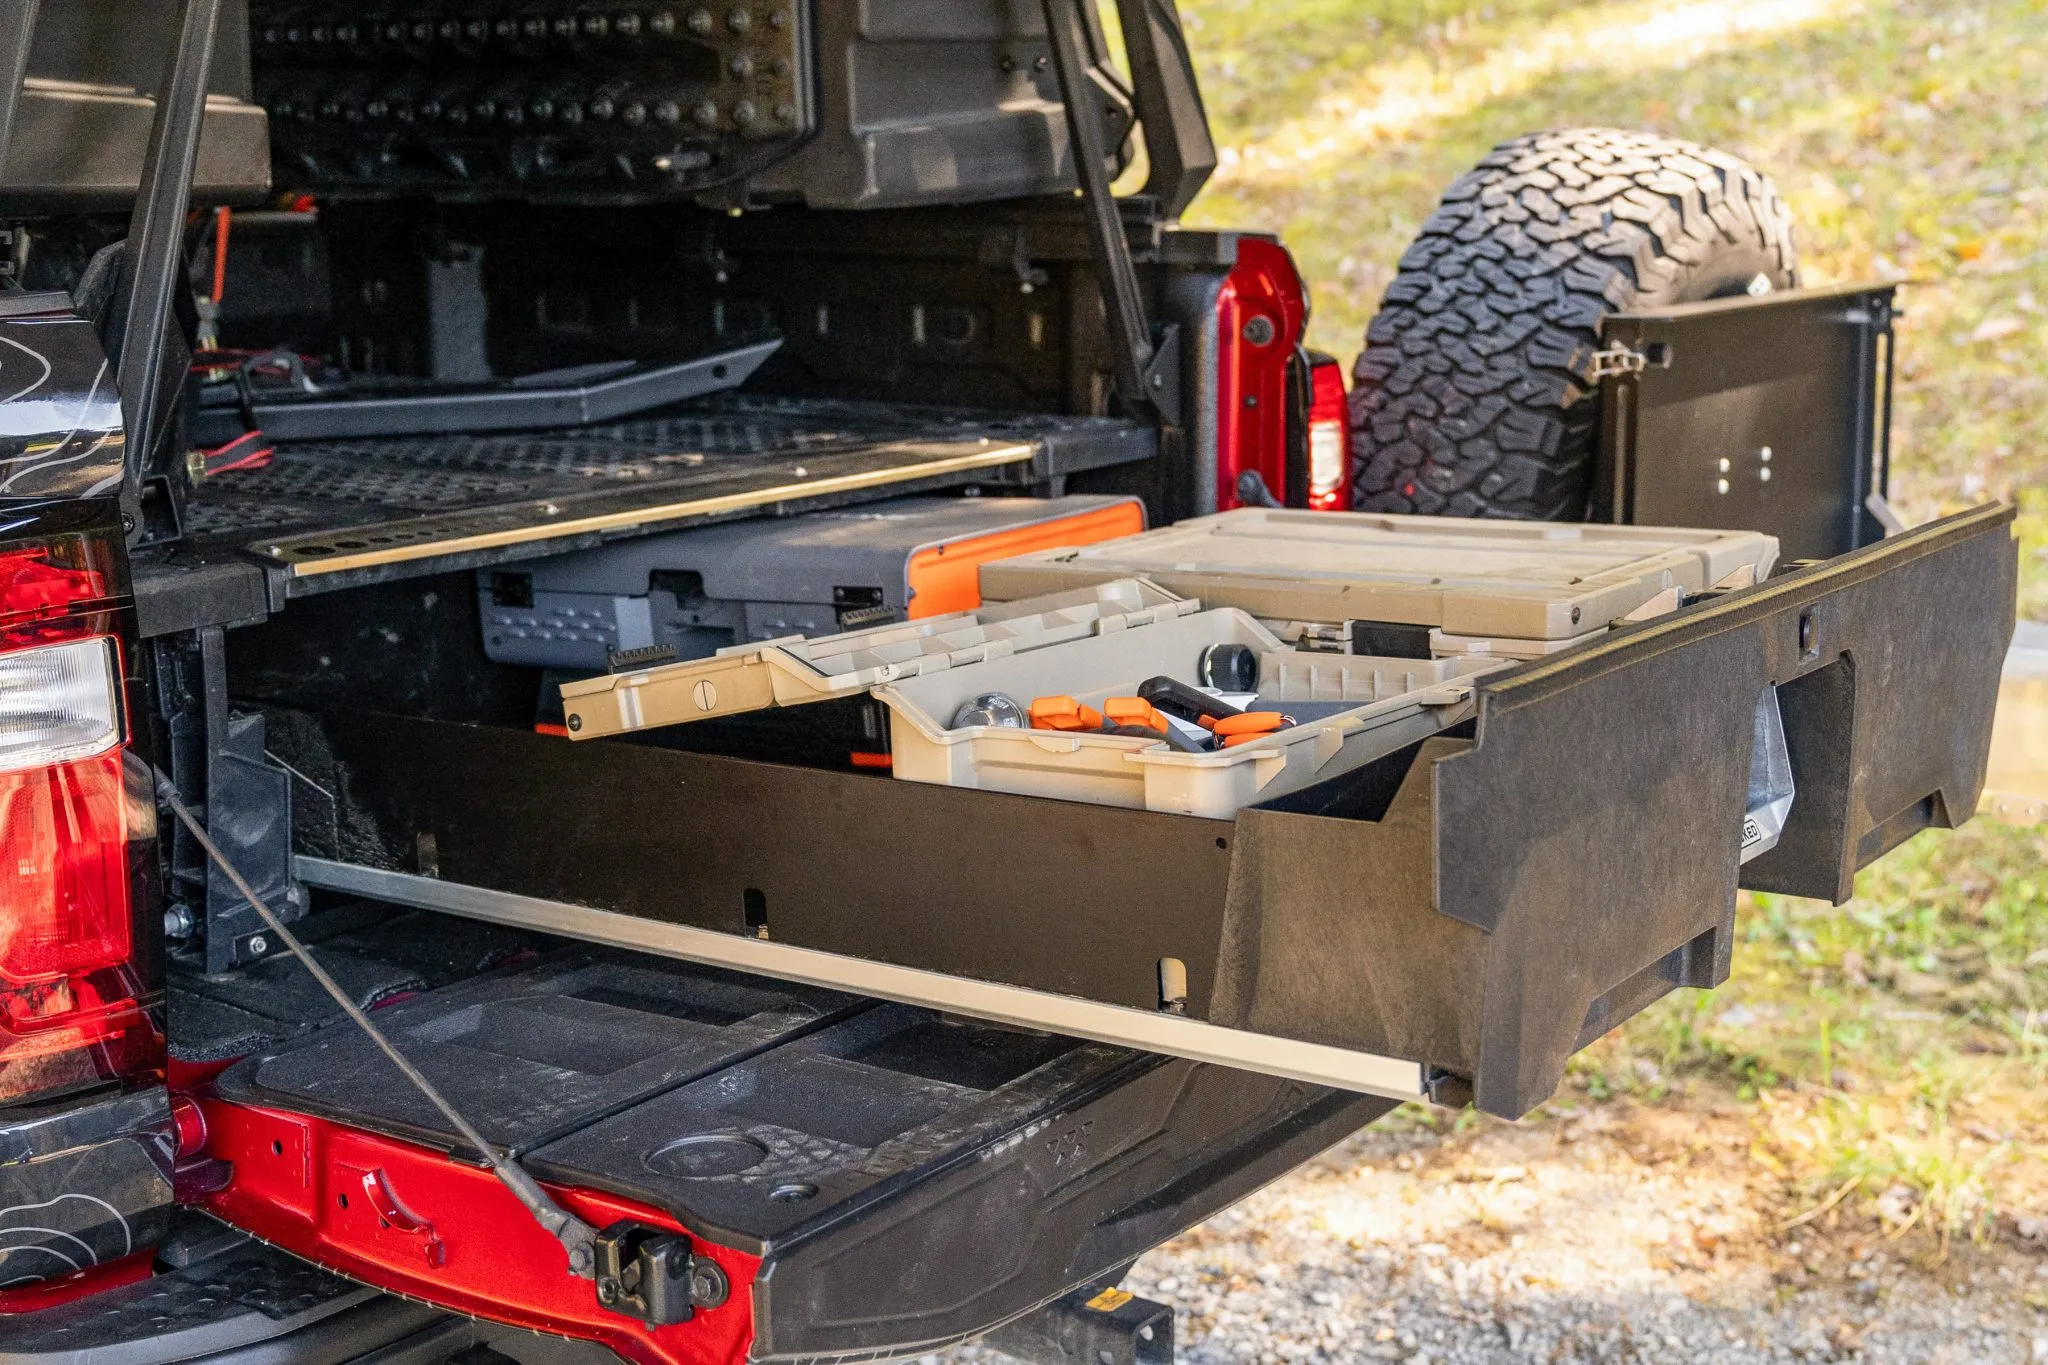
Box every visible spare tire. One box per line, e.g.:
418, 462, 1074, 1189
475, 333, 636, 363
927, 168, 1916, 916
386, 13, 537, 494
1350, 127, 1799, 519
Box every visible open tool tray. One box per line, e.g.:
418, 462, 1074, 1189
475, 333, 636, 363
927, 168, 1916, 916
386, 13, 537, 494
563, 576, 1504, 817
279, 506, 2013, 1119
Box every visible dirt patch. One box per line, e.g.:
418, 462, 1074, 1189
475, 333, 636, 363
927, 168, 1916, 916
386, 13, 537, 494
944, 1093, 2048, 1364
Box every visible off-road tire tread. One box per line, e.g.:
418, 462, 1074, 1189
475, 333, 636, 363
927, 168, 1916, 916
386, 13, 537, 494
1349, 127, 1799, 518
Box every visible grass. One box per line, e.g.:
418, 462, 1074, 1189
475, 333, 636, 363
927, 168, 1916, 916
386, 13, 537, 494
1171, 0, 2048, 1249
1575, 824, 2048, 1253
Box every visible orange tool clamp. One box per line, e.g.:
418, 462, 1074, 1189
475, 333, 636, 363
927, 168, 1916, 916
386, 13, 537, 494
1027, 695, 1105, 732
1205, 711, 1293, 747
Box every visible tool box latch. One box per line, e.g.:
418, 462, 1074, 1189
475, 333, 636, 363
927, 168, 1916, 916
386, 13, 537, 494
592, 1221, 730, 1327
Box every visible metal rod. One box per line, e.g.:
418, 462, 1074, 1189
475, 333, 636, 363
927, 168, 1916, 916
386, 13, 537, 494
153, 768, 602, 1277
109, 0, 224, 502
294, 855, 1429, 1104
1041, 0, 1156, 412
0, 0, 41, 192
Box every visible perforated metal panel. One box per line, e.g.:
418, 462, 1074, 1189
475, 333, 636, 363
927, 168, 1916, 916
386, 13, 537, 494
178, 396, 1150, 586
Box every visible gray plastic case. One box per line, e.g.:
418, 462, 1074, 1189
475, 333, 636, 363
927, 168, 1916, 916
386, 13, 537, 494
483, 495, 1141, 671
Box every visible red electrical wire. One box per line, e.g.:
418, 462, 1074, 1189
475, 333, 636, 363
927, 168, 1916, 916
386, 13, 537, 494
211, 207, 231, 305
197, 429, 274, 476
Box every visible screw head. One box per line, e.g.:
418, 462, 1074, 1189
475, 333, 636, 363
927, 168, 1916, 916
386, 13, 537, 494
689, 1258, 731, 1307
248, 935, 270, 956
1242, 315, 1276, 346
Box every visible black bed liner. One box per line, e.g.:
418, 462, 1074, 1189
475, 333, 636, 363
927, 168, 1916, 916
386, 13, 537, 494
132, 396, 1154, 635
215, 948, 1391, 1362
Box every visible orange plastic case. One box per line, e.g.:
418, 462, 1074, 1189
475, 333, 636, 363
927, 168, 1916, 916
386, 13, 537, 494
905, 500, 1143, 618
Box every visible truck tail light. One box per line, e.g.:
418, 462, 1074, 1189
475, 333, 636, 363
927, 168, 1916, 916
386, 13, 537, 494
1, 637, 123, 771
0, 528, 159, 1109
1305, 352, 1351, 512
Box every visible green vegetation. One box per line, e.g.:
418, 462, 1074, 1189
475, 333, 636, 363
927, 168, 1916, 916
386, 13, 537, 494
1174, 0, 2048, 1246
1180, 0, 2048, 602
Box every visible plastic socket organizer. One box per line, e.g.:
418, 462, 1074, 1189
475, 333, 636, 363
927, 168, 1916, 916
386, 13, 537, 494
561, 577, 1505, 818
980, 508, 1780, 658
877, 610, 1502, 817
562, 579, 1192, 734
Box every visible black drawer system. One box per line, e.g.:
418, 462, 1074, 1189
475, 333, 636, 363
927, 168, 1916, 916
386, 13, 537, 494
275, 503, 2013, 1120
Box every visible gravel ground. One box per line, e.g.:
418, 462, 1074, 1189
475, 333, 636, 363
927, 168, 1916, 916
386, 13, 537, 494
938, 1100, 2048, 1365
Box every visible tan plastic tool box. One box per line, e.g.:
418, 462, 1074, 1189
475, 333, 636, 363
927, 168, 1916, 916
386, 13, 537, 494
561, 577, 1506, 818
559, 510, 1774, 818
979, 507, 1778, 654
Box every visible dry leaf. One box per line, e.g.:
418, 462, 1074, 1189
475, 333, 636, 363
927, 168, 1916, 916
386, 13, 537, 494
1967, 316, 2024, 344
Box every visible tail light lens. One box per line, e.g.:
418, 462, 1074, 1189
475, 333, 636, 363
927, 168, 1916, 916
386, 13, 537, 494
0, 637, 122, 771
1306, 353, 1352, 512
1, 751, 134, 1018
0, 524, 158, 1108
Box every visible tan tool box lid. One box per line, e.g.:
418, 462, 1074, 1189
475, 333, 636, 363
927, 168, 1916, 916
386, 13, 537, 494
561, 578, 1195, 739
977, 508, 1778, 641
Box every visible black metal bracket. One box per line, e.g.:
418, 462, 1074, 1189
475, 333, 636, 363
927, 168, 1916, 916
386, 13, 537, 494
0, 0, 42, 197
1041, 0, 1180, 428
1108, 0, 1218, 220
1594, 282, 1899, 561
592, 1220, 730, 1329
985, 1285, 1175, 1365
107, 0, 226, 543
157, 624, 303, 972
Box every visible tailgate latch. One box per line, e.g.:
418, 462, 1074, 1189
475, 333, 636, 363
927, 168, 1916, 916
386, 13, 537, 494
593, 1221, 731, 1327
1587, 344, 1649, 380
